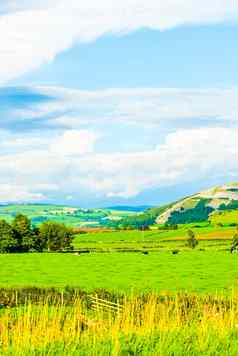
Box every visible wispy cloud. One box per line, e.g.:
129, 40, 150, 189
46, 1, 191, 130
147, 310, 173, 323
3, 86, 238, 129
1, 0, 238, 83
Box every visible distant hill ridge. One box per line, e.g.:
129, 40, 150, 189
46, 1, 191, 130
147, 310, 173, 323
156, 182, 238, 224
106, 205, 153, 212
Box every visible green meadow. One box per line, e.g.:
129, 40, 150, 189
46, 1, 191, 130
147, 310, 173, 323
0, 250, 238, 294
1, 210, 238, 355
73, 225, 235, 252
0, 222, 237, 293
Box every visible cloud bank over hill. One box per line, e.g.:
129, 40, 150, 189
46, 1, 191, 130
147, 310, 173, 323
0, 85, 237, 203
0, 125, 237, 202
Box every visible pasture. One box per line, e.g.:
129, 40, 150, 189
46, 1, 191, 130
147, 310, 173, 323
1, 224, 238, 355
73, 226, 236, 252
0, 251, 238, 294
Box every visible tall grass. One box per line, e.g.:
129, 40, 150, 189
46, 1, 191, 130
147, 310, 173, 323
1, 291, 238, 355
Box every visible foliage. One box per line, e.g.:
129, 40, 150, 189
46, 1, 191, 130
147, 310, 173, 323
0, 220, 18, 253
219, 200, 238, 210
116, 213, 155, 230
111, 203, 174, 230
168, 199, 214, 224
187, 229, 198, 249
39, 221, 74, 251
12, 214, 34, 252
231, 233, 238, 252
0, 215, 74, 253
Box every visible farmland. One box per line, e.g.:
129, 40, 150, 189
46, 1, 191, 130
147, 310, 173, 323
0, 220, 237, 293
0, 204, 137, 228
73, 225, 236, 252
1, 205, 238, 354
0, 250, 238, 294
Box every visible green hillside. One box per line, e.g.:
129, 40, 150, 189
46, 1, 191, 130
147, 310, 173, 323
155, 182, 238, 225
209, 210, 238, 226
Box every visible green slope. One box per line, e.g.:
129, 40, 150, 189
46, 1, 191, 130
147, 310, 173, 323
156, 182, 238, 224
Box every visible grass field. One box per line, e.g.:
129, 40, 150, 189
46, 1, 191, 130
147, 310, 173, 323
73, 226, 236, 252
1, 222, 238, 354
0, 251, 238, 294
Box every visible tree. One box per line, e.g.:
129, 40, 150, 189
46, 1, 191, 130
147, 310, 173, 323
12, 214, 34, 252
31, 226, 46, 252
0, 220, 18, 253
187, 229, 198, 249
39, 221, 74, 252
231, 233, 238, 253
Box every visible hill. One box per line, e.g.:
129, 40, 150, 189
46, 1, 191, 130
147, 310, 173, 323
0, 204, 138, 228
106, 205, 152, 212
156, 182, 238, 224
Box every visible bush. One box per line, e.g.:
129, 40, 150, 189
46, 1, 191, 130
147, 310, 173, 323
187, 230, 198, 249
231, 233, 238, 253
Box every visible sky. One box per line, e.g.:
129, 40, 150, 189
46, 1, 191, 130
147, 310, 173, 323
0, 0, 238, 207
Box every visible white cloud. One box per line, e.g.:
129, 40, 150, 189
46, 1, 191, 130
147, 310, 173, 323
1, 84, 238, 202
0, 0, 238, 82
0, 0, 57, 14
50, 129, 98, 156
0, 183, 45, 202
0, 127, 98, 155
0, 126, 237, 201
70, 127, 238, 197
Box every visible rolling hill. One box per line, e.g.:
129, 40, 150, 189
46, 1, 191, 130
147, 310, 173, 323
156, 182, 238, 224
0, 204, 138, 228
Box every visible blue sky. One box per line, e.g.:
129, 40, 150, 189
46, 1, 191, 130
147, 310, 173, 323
17, 25, 238, 89
0, 1, 238, 206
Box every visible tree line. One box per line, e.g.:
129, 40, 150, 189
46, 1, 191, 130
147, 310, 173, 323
0, 214, 74, 253
106, 205, 174, 230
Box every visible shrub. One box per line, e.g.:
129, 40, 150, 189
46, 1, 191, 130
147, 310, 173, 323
187, 230, 198, 249
231, 233, 238, 253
